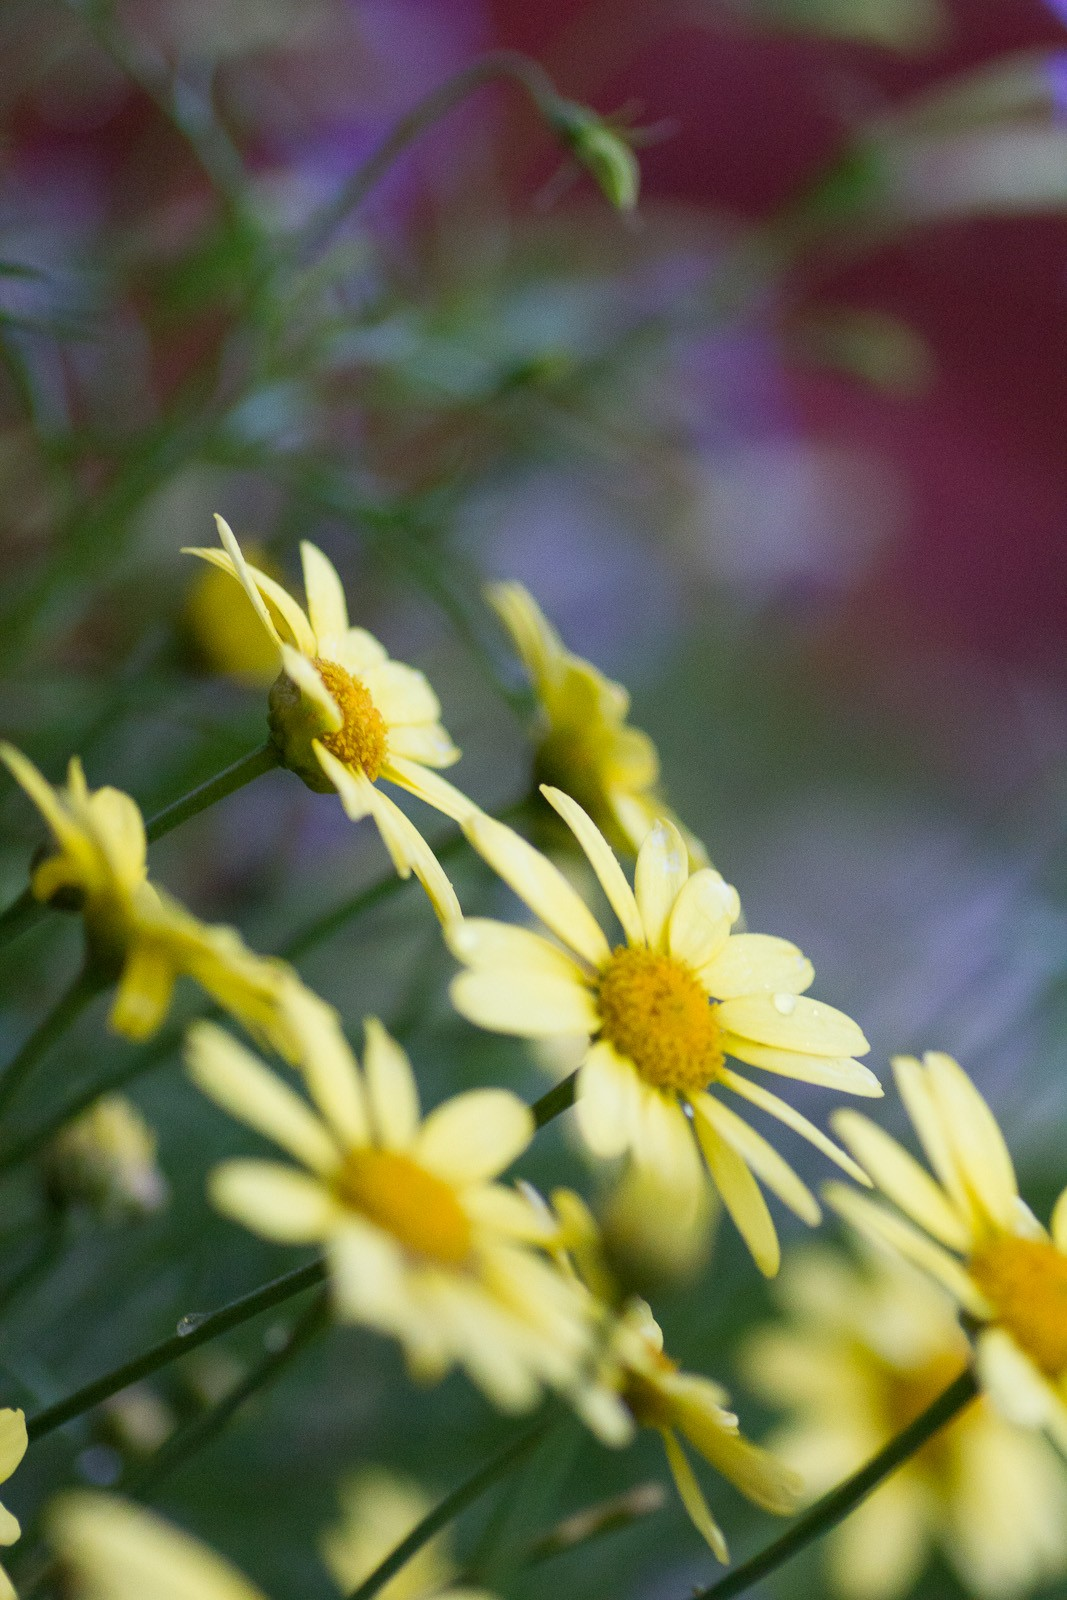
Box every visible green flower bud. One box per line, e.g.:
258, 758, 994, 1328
553, 102, 641, 211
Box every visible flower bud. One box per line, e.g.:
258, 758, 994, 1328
44, 1095, 168, 1220
552, 102, 640, 211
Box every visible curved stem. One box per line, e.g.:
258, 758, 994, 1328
0, 967, 107, 1121
346, 1419, 552, 1600
295, 50, 566, 260
144, 741, 280, 842
694, 1369, 979, 1600
26, 1257, 325, 1442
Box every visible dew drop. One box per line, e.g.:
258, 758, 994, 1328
772, 992, 797, 1016
176, 1312, 207, 1336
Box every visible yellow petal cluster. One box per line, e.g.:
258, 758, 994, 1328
449, 785, 876, 1273
488, 581, 705, 863
0, 1409, 26, 1600
827, 1051, 1067, 1452
743, 1246, 1067, 1599
185, 517, 475, 923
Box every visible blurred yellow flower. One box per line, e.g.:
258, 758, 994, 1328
184, 541, 283, 685
487, 581, 705, 863
185, 517, 473, 922
449, 786, 876, 1274
742, 1245, 1067, 1600
186, 1012, 594, 1411
0, 1408, 27, 1600
1, 742, 329, 1059
45, 1093, 168, 1218
322, 1466, 494, 1600
827, 1050, 1067, 1454
48, 1491, 267, 1600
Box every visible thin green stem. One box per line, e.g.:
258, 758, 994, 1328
144, 741, 280, 842
532, 1072, 576, 1128
346, 1419, 552, 1600
694, 1369, 979, 1600
127, 1289, 329, 1497
25, 1258, 325, 1442
0, 967, 107, 1121
295, 50, 565, 260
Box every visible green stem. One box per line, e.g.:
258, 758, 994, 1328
346, 1419, 552, 1600
26, 1258, 325, 1442
694, 1369, 979, 1600
0, 888, 46, 952
0, 967, 107, 1121
144, 741, 280, 842
127, 1289, 329, 1497
295, 50, 566, 260
532, 1072, 576, 1128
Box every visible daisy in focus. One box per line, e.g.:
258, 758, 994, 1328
743, 1245, 1067, 1600
185, 516, 474, 922
48, 1492, 268, 1600
449, 785, 876, 1274
0, 1409, 26, 1600
322, 1466, 494, 1600
487, 580, 705, 863
1, 743, 329, 1060
826, 1051, 1067, 1455
186, 1012, 594, 1411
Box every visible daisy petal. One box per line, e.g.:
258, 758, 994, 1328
449, 969, 599, 1038
1051, 1187, 1067, 1252
362, 1018, 420, 1149
364, 660, 441, 725
186, 1022, 338, 1172
540, 786, 644, 947
327, 1223, 408, 1327
632, 1087, 704, 1202
666, 869, 740, 971
332, 627, 388, 676
212, 514, 316, 654
723, 1036, 881, 1096
463, 812, 610, 969
672, 1386, 803, 1514
831, 1109, 971, 1249
300, 540, 349, 642
976, 1327, 1056, 1429
383, 759, 474, 821
384, 725, 461, 769
446, 918, 587, 984
660, 1429, 729, 1562
574, 1040, 640, 1158
700, 935, 814, 1000
718, 1068, 872, 1185
696, 1094, 820, 1226
280, 646, 341, 730
823, 1183, 988, 1315
925, 1052, 1019, 1233
314, 745, 375, 819
716, 994, 869, 1059
634, 821, 689, 953
416, 1090, 533, 1182
693, 1108, 780, 1276
210, 1161, 341, 1242
363, 783, 462, 925
284, 994, 369, 1147
892, 1054, 973, 1223
0, 1414, 26, 1486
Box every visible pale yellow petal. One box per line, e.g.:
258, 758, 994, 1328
892, 1053, 973, 1223
284, 993, 369, 1147
449, 969, 599, 1038
361, 1017, 420, 1149
724, 1036, 881, 1096
363, 660, 441, 726
718, 1068, 872, 1185
210, 1161, 342, 1242
464, 1184, 556, 1242
634, 820, 689, 953
660, 1429, 729, 1562
693, 1107, 780, 1275
700, 934, 814, 1000
827, 1475, 929, 1600
925, 1052, 1019, 1233
279, 644, 342, 729
672, 1387, 803, 1514
463, 812, 610, 969
1051, 1187, 1067, 1252
185, 1021, 338, 1173
486, 580, 562, 688
300, 540, 349, 641
332, 627, 388, 676
831, 1110, 971, 1249
326, 1223, 408, 1327
0, 1508, 17, 1549
48, 1490, 268, 1600
110, 944, 177, 1040
364, 783, 462, 925
1, 742, 84, 853
574, 1040, 640, 1158
314, 745, 375, 819
696, 1094, 820, 1226
540, 785, 644, 947
383, 725, 461, 769
382, 759, 473, 821
823, 1183, 988, 1315
446, 918, 588, 985
183, 537, 282, 652
416, 1090, 533, 1183
0, 1413, 26, 1486
975, 1327, 1055, 1429
632, 1086, 704, 1202
86, 788, 148, 884
716, 993, 869, 1058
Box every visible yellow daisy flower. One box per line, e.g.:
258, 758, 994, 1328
743, 1245, 1067, 1600
0, 1408, 27, 1600
487, 580, 706, 863
322, 1466, 494, 1600
185, 516, 474, 922
827, 1050, 1067, 1454
185, 1012, 594, 1412
448, 786, 876, 1274
48, 1491, 268, 1600
45, 1093, 168, 1218
1, 742, 327, 1059
184, 540, 283, 685
549, 1191, 800, 1561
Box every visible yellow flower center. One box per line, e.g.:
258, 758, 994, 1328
598, 946, 723, 1094
621, 1347, 680, 1430
335, 1148, 473, 1268
315, 658, 388, 780
971, 1235, 1067, 1379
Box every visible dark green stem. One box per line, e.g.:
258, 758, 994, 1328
127, 1289, 329, 1497
295, 51, 564, 260
0, 967, 107, 1121
25, 1258, 325, 1442
532, 1072, 576, 1128
695, 1369, 979, 1600
346, 1419, 551, 1600
144, 741, 280, 842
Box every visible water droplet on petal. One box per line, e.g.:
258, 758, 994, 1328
176, 1312, 207, 1337
772, 992, 797, 1015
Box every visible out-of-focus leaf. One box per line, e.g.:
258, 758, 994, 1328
698, 0, 947, 51
786, 308, 935, 395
